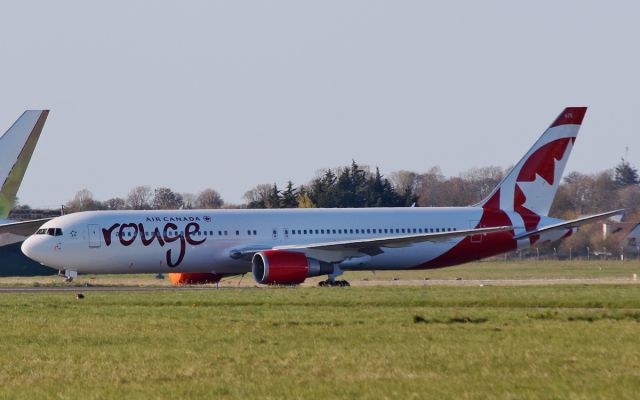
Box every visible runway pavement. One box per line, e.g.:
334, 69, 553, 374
0, 277, 635, 292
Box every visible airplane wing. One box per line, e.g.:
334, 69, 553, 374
514, 209, 625, 241
0, 218, 53, 236
230, 225, 513, 259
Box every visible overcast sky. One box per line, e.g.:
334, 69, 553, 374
1, 1, 639, 208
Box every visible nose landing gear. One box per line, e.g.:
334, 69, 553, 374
59, 270, 78, 282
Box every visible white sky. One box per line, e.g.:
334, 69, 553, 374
1, 1, 638, 208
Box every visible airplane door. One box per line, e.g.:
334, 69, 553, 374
469, 220, 482, 243
88, 224, 101, 248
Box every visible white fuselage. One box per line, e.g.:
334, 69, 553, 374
21, 207, 565, 275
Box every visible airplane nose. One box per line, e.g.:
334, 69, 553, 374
21, 236, 45, 263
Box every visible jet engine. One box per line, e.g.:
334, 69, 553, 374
251, 250, 333, 285
168, 272, 225, 285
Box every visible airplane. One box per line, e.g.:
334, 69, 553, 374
21, 107, 623, 285
0, 110, 53, 246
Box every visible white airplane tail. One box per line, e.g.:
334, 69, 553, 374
0, 110, 49, 218
477, 107, 587, 228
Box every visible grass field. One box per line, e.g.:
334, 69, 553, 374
1, 284, 640, 399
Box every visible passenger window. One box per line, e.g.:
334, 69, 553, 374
315, 229, 319, 234
332, 229, 336, 234
247, 230, 251, 235
321, 229, 325, 234
367, 229, 371, 234
350, 229, 354, 234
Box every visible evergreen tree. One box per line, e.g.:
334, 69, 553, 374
614, 158, 639, 187
280, 181, 298, 208
267, 183, 281, 208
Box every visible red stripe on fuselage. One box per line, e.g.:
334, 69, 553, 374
413, 208, 516, 269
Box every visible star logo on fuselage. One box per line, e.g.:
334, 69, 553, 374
70, 230, 77, 238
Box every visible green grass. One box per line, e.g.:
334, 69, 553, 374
337, 259, 640, 281
1, 285, 640, 399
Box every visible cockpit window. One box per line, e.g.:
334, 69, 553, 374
41, 228, 63, 236
36, 229, 46, 235
55, 228, 63, 236
47, 228, 55, 236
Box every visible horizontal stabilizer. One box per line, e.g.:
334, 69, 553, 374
514, 209, 625, 240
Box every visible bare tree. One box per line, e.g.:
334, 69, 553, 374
196, 188, 224, 209
389, 170, 418, 193
417, 167, 446, 206
104, 197, 126, 210
459, 166, 505, 202
181, 193, 196, 209
66, 189, 103, 212
243, 184, 273, 208
126, 185, 152, 210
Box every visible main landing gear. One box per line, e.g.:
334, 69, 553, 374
318, 279, 350, 287
318, 266, 349, 287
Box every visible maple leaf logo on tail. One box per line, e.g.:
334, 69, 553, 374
477, 107, 587, 234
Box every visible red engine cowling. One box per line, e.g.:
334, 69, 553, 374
252, 250, 317, 284
168, 272, 225, 285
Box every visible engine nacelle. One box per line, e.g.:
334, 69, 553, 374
251, 250, 333, 285
168, 272, 225, 285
